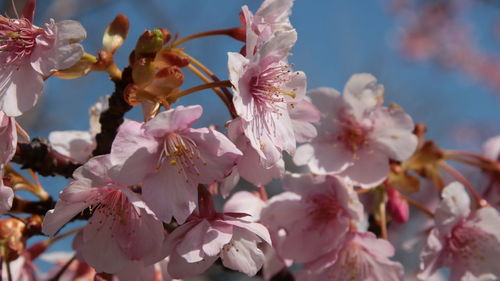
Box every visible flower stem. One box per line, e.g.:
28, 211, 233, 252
186, 64, 237, 118
170, 28, 241, 47
175, 80, 233, 99
399, 194, 434, 218
439, 162, 488, 207
2, 248, 12, 281
445, 150, 494, 163
378, 196, 388, 240
106, 63, 122, 81
180, 51, 234, 102
445, 155, 492, 170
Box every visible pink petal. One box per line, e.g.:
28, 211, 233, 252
176, 220, 210, 263
167, 250, 217, 279
0, 113, 16, 164
218, 168, 240, 198
109, 120, 159, 185
0, 65, 43, 117
371, 108, 417, 161
294, 142, 352, 174
283, 70, 307, 103
228, 52, 252, 120
31, 20, 86, 76
418, 229, 445, 281
307, 87, 344, 118
115, 207, 165, 262
22, 0, 36, 22
143, 105, 203, 137
226, 219, 272, 245
0, 178, 13, 216
71, 155, 113, 187
142, 165, 197, 224
288, 98, 321, 123
42, 201, 91, 236
339, 148, 390, 188
202, 220, 233, 256
343, 73, 384, 121
224, 191, 266, 222
238, 145, 284, 187
81, 218, 130, 273
244, 109, 295, 168
483, 135, 500, 160
435, 182, 471, 232
114, 262, 155, 281
220, 228, 265, 276
255, 0, 293, 25
49, 130, 94, 163
182, 127, 242, 184
254, 30, 297, 66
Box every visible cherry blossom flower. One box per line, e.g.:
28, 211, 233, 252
0, 112, 16, 215
219, 118, 284, 195
293, 74, 418, 188
418, 182, 500, 281
219, 98, 318, 195
164, 187, 271, 279
224, 191, 291, 280
481, 135, 500, 208
109, 105, 242, 223
240, 0, 294, 56
228, 30, 307, 168
49, 97, 108, 162
0, 0, 86, 117
260, 173, 364, 263
42, 155, 166, 276
297, 232, 404, 281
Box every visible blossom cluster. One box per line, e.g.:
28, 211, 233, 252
1, 1, 500, 281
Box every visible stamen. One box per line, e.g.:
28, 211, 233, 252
0, 16, 43, 67
250, 63, 297, 111
158, 133, 207, 182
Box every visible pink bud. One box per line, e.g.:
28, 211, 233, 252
387, 186, 409, 223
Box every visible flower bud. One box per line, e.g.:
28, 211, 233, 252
132, 58, 156, 87
155, 49, 190, 68
386, 186, 409, 223
102, 14, 129, 54
135, 29, 167, 59
0, 218, 25, 261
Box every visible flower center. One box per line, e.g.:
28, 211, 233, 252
0, 17, 42, 67
447, 222, 488, 263
335, 111, 371, 152
329, 243, 368, 281
249, 62, 298, 112
88, 188, 138, 229
158, 133, 207, 182
308, 193, 342, 224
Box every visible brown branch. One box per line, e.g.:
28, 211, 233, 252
12, 138, 81, 178
92, 66, 134, 156
10, 197, 55, 222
